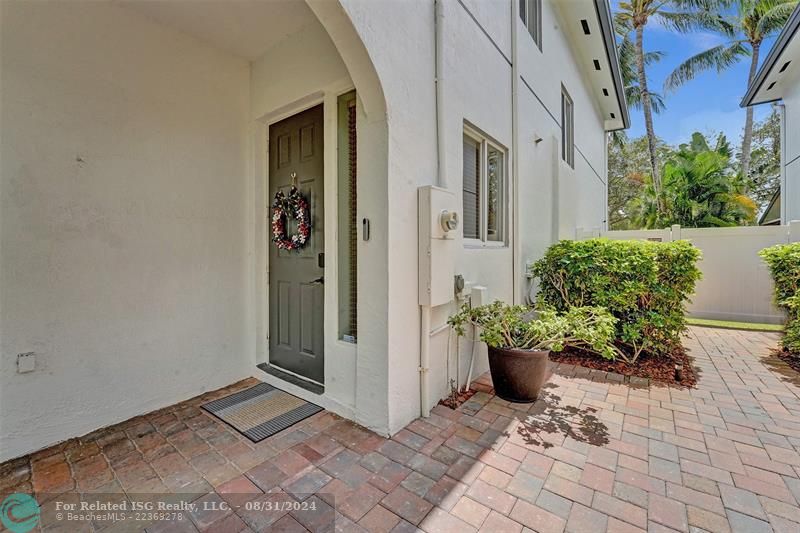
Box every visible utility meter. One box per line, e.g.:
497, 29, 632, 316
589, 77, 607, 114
440, 210, 459, 233
419, 186, 456, 306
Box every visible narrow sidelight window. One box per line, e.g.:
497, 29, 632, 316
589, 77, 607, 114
463, 126, 507, 244
337, 91, 357, 342
561, 86, 574, 168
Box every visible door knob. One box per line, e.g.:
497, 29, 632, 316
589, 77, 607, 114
311, 276, 324, 285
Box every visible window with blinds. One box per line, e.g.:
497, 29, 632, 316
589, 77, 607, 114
520, 0, 542, 50
462, 127, 507, 245
462, 134, 481, 240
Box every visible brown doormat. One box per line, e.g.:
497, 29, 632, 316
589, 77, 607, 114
201, 382, 322, 442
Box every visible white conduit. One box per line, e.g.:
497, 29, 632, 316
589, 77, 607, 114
420, 0, 447, 418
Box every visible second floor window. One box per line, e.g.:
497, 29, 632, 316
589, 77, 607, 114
561, 86, 574, 168
520, 0, 542, 50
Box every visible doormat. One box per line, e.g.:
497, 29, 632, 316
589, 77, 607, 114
201, 382, 322, 443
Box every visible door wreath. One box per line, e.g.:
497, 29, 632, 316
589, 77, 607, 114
271, 186, 311, 251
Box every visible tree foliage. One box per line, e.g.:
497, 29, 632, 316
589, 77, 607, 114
609, 132, 761, 229
747, 109, 781, 213
615, 0, 736, 212
608, 134, 670, 229
640, 132, 757, 228
663, 0, 798, 182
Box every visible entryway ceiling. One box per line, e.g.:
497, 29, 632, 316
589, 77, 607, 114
115, 0, 315, 60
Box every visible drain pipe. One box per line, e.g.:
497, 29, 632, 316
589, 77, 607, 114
510, 0, 520, 304
435, 0, 447, 189
420, 0, 447, 418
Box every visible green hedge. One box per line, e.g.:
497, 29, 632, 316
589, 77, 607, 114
531, 239, 702, 362
759, 243, 800, 354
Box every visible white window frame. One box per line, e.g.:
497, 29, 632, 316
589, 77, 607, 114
520, 0, 542, 50
463, 125, 508, 248
561, 85, 575, 168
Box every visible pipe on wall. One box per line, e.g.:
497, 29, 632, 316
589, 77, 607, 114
419, 0, 448, 418
510, 0, 520, 304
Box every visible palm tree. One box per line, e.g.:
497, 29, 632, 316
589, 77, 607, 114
636, 132, 756, 227
609, 32, 666, 148
616, 0, 731, 213
664, 0, 798, 186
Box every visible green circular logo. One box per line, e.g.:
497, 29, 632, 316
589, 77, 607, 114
0, 493, 40, 533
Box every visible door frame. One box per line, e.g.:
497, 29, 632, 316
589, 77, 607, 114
253, 78, 357, 389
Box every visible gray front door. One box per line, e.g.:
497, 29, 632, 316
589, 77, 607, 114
269, 104, 324, 384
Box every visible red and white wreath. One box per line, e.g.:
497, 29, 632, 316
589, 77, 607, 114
271, 186, 311, 251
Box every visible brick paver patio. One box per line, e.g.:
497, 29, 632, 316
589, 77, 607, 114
3, 326, 800, 532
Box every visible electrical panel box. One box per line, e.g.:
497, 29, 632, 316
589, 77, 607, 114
419, 186, 458, 306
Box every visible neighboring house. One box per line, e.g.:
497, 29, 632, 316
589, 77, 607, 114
742, 3, 800, 225
759, 188, 782, 225
0, 0, 627, 461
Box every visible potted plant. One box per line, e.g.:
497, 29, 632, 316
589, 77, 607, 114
448, 302, 617, 402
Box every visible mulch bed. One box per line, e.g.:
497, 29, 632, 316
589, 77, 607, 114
549, 345, 698, 388
775, 349, 800, 374
439, 388, 477, 410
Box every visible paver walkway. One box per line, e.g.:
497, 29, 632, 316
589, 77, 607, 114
2, 326, 800, 532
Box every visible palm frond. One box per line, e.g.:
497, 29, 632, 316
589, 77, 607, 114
644, 50, 666, 65
663, 42, 749, 91
755, 0, 798, 38
654, 10, 736, 36
625, 86, 667, 113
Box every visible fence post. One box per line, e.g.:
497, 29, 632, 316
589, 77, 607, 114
592, 227, 601, 238
670, 224, 681, 242
789, 220, 800, 243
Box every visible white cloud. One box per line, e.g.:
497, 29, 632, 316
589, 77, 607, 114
684, 32, 726, 53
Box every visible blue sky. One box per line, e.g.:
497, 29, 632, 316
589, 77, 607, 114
616, 7, 777, 147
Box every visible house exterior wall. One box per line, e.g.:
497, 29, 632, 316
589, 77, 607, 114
340, 0, 610, 432
0, 2, 252, 461
0, 0, 613, 460
783, 80, 800, 223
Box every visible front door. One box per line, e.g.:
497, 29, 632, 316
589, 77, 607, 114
268, 104, 324, 384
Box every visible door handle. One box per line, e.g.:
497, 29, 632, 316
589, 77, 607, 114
310, 276, 324, 285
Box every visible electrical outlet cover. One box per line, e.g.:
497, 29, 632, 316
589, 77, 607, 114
17, 352, 35, 373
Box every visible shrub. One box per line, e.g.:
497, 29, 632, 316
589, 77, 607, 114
759, 243, 800, 354
531, 239, 702, 362
447, 302, 618, 359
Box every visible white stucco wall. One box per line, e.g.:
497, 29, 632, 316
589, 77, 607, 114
0, 1, 252, 461
783, 80, 800, 223
1, 0, 613, 459
341, 0, 609, 431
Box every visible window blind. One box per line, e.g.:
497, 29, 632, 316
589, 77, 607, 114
463, 134, 481, 240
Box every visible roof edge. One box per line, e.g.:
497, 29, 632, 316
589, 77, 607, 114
595, 0, 630, 129
741, 4, 800, 107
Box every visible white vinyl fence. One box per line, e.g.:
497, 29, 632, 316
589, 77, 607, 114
576, 222, 800, 324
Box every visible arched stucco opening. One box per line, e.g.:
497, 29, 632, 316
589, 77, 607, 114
0, 0, 394, 461
246, 0, 392, 434
304, 0, 392, 435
